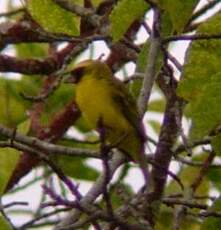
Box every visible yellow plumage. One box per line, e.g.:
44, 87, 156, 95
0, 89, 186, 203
69, 60, 146, 169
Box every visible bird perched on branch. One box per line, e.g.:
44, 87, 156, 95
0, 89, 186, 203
67, 59, 148, 182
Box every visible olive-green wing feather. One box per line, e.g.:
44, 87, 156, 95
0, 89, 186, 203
110, 78, 145, 141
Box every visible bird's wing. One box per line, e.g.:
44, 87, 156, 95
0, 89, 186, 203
110, 78, 145, 140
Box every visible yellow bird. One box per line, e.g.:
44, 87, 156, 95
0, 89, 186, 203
68, 60, 147, 181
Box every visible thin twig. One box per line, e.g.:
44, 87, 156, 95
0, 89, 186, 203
175, 156, 221, 168
7, 169, 51, 194
191, 151, 215, 193
174, 137, 211, 155
162, 197, 208, 210
0, 8, 24, 17
148, 159, 184, 190
19, 208, 70, 230
53, 153, 125, 230
0, 198, 16, 230
140, 20, 181, 92
97, 120, 114, 218
20, 75, 64, 102
164, 33, 221, 43
0, 201, 28, 210
175, 107, 193, 157
187, 0, 221, 26
187, 210, 221, 218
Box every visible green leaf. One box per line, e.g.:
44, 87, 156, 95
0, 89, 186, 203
166, 165, 209, 196
178, 13, 221, 102
0, 216, 11, 230
102, 183, 134, 209
201, 198, 221, 230
110, 0, 148, 41
129, 78, 143, 100
15, 43, 48, 59
0, 118, 28, 194
207, 167, 221, 192
18, 75, 42, 99
40, 84, 74, 125
157, 0, 199, 33
0, 80, 28, 126
137, 43, 150, 72
130, 41, 162, 99
17, 119, 31, 135
56, 156, 99, 181
129, 43, 149, 98
58, 135, 99, 151
0, 98, 30, 194
148, 120, 161, 134
156, 206, 200, 230
211, 134, 221, 156
27, 0, 81, 36
148, 99, 166, 112
160, 11, 173, 36
155, 208, 172, 230
0, 147, 20, 194
189, 73, 221, 139
177, 13, 221, 140
129, 75, 144, 101
74, 117, 93, 133
91, 0, 104, 7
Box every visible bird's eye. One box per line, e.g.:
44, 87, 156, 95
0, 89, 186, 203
71, 67, 84, 82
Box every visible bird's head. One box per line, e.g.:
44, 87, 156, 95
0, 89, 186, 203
65, 59, 111, 84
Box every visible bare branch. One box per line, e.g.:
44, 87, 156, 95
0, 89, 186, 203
191, 151, 215, 193
162, 197, 208, 210
186, 0, 221, 28
0, 8, 24, 17
53, 153, 125, 230
0, 125, 98, 158
52, 0, 102, 27
19, 208, 70, 230
137, 7, 162, 116
164, 33, 221, 43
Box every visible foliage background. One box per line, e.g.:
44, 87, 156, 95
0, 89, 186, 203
0, 0, 221, 230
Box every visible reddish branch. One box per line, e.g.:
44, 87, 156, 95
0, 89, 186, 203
0, 41, 87, 74
106, 21, 141, 70
143, 36, 184, 224
0, 54, 59, 74
0, 21, 60, 49
2, 40, 84, 190
1, 0, 143, 193
106, 42, 138, 70
146, 93, 183, 225
191, 151, 215, 193
6, 100, 80, 190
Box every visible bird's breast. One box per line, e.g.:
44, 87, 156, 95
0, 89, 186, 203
75, 76, 142, 160
75, 77, 130, 131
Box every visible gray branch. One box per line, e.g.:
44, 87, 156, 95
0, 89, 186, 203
137, 8, 162, 116
0, 124, 97, 158
53, 152, 125, 230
